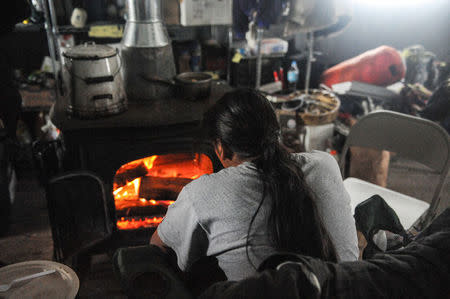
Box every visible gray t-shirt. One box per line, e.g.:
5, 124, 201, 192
158, 150, 359, 281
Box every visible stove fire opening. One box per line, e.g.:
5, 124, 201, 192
113, 153, 213, 230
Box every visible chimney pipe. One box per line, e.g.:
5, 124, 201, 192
122, 0, 169, 48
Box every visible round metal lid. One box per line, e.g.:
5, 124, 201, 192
63, 42, 117, 59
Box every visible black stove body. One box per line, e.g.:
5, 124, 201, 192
46, 83, 230, 264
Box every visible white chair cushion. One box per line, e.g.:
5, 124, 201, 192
343, 177, 430, 229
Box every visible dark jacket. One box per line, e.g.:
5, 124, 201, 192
200, 209, 450, 299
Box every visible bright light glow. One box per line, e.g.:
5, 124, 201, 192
357, 0, 434, 4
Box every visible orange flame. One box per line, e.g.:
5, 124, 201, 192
113, 177, 141, 200
113, 153, 213, 230
143, 155, 158, 170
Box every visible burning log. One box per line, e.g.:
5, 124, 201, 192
139, 176, 192, 200
116, 205, 168, 218
114, 162, 148, 187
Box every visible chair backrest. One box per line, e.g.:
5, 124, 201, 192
113, 245, 193, 299
46, 171, 113, 262
340, 110, 450, 222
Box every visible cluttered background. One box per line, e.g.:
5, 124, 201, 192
1, 1, 449, 297
3, 0, 449, 158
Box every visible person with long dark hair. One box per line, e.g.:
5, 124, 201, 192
151, 88, 358, 281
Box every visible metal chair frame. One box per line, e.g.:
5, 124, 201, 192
339, 110, 450, 230
46, 171, 113, 263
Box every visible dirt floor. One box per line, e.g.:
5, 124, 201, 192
0, 151, 449, 298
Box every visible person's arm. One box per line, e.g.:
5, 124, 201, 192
301, 151, 359, 262
150, 229, 169, 253
151, 185, 209, 271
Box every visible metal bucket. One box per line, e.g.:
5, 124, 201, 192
63, 42, 128, 119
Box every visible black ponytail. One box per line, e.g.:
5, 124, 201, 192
255, 141, 337, 261
203, 88, 337, 263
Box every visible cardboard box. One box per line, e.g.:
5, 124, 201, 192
163, 0, 180, 25
180, 0, 232, 26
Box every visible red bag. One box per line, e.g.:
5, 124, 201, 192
320, 45, 406, 87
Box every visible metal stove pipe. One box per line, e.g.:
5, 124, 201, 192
120, 0, 176, 101
122, 0, 169, 48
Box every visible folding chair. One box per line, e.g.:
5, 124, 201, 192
46, 171, 114, 271
339, 110, 450, 231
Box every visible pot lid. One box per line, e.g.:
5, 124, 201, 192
63, 42, 117, 59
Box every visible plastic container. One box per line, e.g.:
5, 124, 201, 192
249, 38, 288, 56
260, 38, 288, 55
287, 61, 299, 92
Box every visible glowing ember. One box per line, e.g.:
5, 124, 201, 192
113, 153, 213, 230
117, 216, 165, 230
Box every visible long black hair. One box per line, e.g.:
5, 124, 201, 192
203, 88, 337, 263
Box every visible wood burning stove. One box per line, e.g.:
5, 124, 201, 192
55, 124, 221, 249
46, 83, 230, 259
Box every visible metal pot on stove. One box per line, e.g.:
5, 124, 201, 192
140, 72, 212, 101
63, 42, 128, 119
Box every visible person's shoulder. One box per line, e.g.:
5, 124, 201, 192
184, 163, 255, 193
181, 168, 239, 213
183, 168, 227, 192
183, 173, 212, 191
291, 150, 341, 179
292, 150, 337, 168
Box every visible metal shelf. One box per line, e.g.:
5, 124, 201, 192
57, 22, 228, 41
57, 22, 126, 35
234, 53, 286, 60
